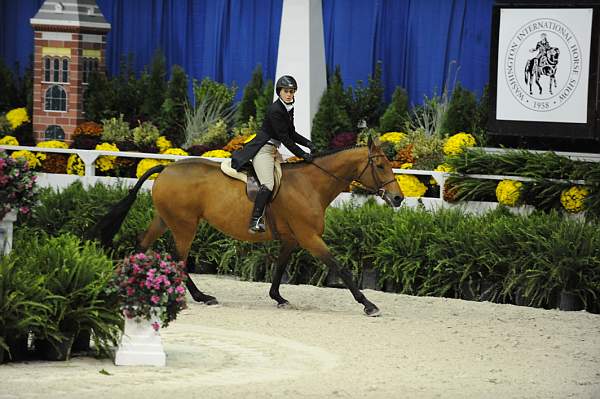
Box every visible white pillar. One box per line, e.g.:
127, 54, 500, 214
275, 0, 327, 155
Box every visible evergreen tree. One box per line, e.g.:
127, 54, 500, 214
236, 64, 263, 126
112, 54, 141, 124
0, 59, 19, 113
346, 61, 385, 129
254, 79, 273, 127
440, 82, 477, 135
159, 64, 189, 145
140, 49, 167, 122
83, 70, 115, 122
378, 86, 409, 133
311, 67, 352, 150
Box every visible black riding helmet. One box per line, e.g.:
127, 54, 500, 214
276, 75, 297, 94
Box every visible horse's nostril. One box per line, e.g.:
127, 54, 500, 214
393, 196, 403, 206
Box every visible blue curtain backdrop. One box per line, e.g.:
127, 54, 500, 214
0, 0, 494, 105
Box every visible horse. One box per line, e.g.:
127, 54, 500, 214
524, 47, 560, 95
90, 136, 403, 316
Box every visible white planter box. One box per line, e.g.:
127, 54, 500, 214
114, 313, 166, 367
0, 210, 17, 255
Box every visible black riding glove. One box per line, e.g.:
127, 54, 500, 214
302, 152, 313, 162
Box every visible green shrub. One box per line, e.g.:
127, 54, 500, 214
101, 114, 132, 144
84, 70, 116, 122
159, 64, 189, 146
132, 121, 160, 148
140, 49, 167, 122
346, 61, 385, 129
0, 255, 56, 359
379, 86, 409, 133
440, 82, 477, 136
236, 64, 263, 126
255, 80, 274, 127
311, 67, 353, 150
11, 230, 121, 356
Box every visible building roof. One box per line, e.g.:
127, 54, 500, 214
30, 0, 110, 31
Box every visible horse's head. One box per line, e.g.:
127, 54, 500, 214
547, 47, 560, 63
355, 136, 404, 207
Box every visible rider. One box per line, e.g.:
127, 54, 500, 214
530, 33, 552, 62
231, 75, 316, 233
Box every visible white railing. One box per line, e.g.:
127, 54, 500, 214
0, 144, 589, 215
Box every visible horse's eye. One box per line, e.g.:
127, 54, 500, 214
376, 164, 384, 170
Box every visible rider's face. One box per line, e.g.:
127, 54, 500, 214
280, 88, 296, 104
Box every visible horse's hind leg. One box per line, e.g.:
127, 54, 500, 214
137, 214, 168, 251
171, 220, 218, 305
269, 240, 298, 307
299, 235, 380, 316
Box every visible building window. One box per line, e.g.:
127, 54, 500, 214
44, 125, 65, 140
82, 58, 99, 84
42, 56, 69, 83
44, 85, 67, 111
44, 57, 50, 81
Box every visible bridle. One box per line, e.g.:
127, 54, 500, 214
310, 147, 398, 199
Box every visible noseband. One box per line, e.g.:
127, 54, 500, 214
310, 148, 398, 199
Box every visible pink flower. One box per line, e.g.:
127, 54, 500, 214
176, 285, 185, 294
151, 322, 160, 331
126, 286, 135, 296
19, 206, 30, 214
167, 287, 174, 294
150, 295, 161, 304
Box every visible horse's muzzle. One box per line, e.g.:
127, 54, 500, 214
383, 192, 403, 207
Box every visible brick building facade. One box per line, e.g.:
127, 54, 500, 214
30, 0, 110, 143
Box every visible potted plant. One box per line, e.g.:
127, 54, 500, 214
10, 231, 122, 360
110, 251, 187, 366
0, 151, 37, 221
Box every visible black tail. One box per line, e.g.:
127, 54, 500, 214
85, 165, 166, 248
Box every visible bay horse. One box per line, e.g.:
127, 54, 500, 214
525, 47, 560, 95
90, 136, 403, 316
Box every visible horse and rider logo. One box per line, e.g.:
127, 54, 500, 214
503, 18, 582, 113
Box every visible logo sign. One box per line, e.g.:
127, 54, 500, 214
496, 9, 592, 123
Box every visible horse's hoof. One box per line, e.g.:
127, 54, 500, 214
277, 301, 290, 309
203, 298, 219, 306
364, 305, 381, 317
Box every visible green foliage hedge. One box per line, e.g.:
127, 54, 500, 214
16, 184, 600, 314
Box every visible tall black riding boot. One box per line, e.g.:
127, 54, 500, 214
249, 185, 272, 233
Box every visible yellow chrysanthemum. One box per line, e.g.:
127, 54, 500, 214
10, 150, 41, 169
379, 132, 406, 144
430, 163, 454, 185
243, 134, 256, 144
443, 132, 476, 156
67, 154, 85, 176
36, 140, 69, 149
156, 136, 173, 153
495, 179, 523, 207
560, 185, 589, 214
201, 149, 232, 158
162, 148, 189, 156
6, 107, 30, 130
136, 158, 168, 179
400, 163, 413, 169
395, 174, 427, 197
0, 135, 19, 146
94, 142, 119, 172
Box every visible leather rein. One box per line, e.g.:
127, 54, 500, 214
309, 148, 397, 198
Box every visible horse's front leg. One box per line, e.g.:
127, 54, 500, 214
299, 235, 380, 316
269, 240, 298, 307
